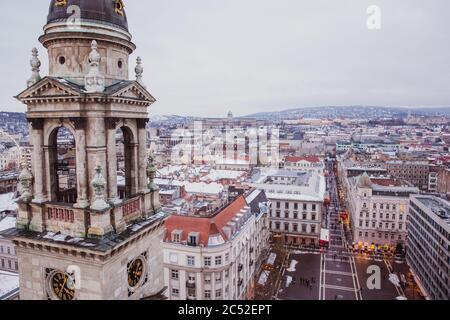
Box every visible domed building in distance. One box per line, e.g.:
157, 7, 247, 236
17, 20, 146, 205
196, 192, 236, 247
9, 0, 169, 300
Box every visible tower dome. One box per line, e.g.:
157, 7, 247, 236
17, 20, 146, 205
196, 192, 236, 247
47, 0, 128, 31
40, 0, 136, 86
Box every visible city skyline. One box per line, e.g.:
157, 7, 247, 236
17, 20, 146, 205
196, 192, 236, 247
0, 0, 449, 117
1, 0, 449, 303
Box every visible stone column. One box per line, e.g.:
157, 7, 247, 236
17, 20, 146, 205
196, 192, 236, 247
105, 118, 120, 204
85, 117, 108, 204
137, 119, 148, 192
130, 141, 139, 195
29, 119, 46, 203
72, 118, 90, 209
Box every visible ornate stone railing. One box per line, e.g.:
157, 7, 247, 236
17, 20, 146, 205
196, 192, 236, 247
122, 197, 141, 218
47, 205, 75, 223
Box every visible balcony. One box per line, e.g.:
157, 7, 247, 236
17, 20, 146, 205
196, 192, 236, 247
238, 279, 243, 287
186, 281, 196, 289
249, 260, 254, 267
238, 264, 243, 272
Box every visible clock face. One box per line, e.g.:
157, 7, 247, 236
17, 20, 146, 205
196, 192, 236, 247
127, 258, 145, 289
50, 272, 75, 300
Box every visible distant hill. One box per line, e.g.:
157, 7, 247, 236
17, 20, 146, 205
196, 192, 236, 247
243, 106, 450, 120
0, 112, 28, 136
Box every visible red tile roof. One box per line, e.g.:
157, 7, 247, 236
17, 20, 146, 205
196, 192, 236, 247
371, 178, 404, 187
164, 195, 248, 246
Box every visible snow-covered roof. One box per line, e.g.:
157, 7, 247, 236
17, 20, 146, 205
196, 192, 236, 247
0, 216, 16, 233
201, 170, 244, 182
183, 182, 223, 195
0, 271, 19, 300
155, 178, 223, 196
0, 193, 18, 213
250, 170, 326, 202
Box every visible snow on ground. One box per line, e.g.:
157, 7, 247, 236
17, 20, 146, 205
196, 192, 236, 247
0, 271, 19, 299
285, 276, 293, 288
258, 271, 270, 286
389, 273, 401, 287
286, 260, 298, 272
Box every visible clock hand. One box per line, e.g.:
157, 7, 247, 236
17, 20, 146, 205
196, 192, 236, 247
59, 276, 68, 295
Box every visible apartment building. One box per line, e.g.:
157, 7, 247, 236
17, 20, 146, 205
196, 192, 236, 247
384, 160, 430, 191
249, 169, 326, 246
407, 195, 450, 300
0, 216, 18, 273
347, 173, 419, 248
283, 156, 325, 174
163, 190, 270, 300
0, 172, 19, 194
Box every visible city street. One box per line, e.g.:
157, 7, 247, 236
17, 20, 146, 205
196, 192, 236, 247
273, 159, 423, 301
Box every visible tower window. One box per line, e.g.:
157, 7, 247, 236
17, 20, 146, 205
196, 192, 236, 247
118, 59, 123, 69
58, 56, 66, 65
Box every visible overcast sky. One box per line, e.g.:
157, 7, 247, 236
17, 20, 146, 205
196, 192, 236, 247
0, 0, 449, 117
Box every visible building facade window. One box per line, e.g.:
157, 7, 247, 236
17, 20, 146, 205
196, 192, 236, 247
172, 288, 180, 296
187, 256, 195, 267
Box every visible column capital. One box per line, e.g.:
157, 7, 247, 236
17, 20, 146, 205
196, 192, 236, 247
69, 117, 87, 130
137, 118, 149, 129
28, 118, 44, 130
105, 117, 121, 130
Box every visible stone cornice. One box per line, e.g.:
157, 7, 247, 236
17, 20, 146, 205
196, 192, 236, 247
12, 215, 168, 262
17, 77, 155, 107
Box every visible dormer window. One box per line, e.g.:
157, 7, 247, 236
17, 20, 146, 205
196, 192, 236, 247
188, 232, 199, 247
172, 230, 182, 243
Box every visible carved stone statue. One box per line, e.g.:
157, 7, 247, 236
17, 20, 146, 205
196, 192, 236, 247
90, 164, 110, 211
135, 56, 144, 86
85, 40, 105, 93
147, 152, 158, 192
18, 160, 33, 203
27, 48, 41, 87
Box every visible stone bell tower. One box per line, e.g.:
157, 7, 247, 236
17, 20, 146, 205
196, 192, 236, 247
11, 0, 168, 300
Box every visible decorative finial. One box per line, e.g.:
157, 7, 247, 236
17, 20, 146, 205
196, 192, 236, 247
135, 56, 145, 86
90, 163, 109, 211
147, 151, 158, 191
85, 40, 105, 93
18, 159, 33, 203
27, 48, 41, 87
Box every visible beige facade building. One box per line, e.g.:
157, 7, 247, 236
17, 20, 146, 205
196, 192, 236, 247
249, 169, 326, 246
11, 0, 168, 300
163, 190, 270, 300
347, 173, 419, 249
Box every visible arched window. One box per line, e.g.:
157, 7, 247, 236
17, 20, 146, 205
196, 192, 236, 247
49, 127, 77, 204
116, 126, 137, 199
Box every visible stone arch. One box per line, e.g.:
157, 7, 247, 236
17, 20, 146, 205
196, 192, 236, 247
115, 120, 139, 199
46, 121, 78, 204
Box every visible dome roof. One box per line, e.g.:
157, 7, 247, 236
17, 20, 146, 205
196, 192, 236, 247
47, 0, 129, 31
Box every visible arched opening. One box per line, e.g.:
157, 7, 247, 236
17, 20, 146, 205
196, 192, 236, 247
116, 126, 137, 199
49, 127, 77, 204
